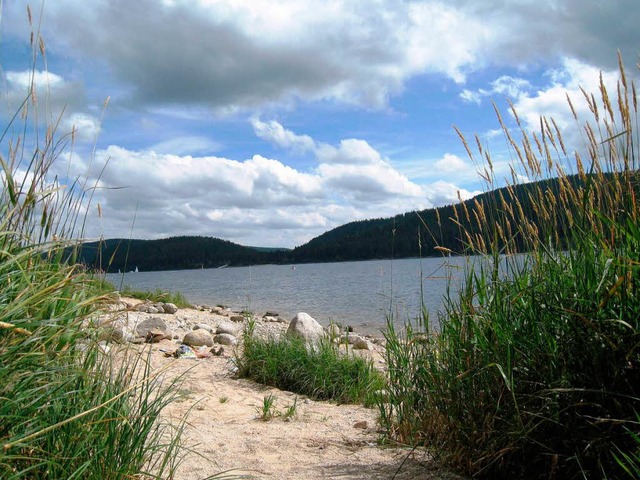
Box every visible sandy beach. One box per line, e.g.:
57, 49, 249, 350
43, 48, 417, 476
102, 298, 462, 480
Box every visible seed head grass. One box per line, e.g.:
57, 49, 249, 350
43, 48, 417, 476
380, 54, 640, 479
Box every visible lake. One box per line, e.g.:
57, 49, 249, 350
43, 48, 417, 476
106, 256, 472, 334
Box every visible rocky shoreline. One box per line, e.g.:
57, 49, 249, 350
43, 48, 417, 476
98, 296, 386, 359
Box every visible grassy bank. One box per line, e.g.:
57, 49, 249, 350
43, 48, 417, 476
380, 56, 640, 478
0, 17, 186, 478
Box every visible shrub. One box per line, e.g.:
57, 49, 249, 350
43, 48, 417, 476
380, 55, 640, 479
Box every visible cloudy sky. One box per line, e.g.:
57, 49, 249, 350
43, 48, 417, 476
1, 1, 638, 247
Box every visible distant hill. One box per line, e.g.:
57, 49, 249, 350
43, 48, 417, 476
77, 174, 621, 272
76, 236, 272, 272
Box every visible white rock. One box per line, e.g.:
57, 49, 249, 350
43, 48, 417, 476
183, 329, 214, 347
287, 312, 325, 344
326, 324, 341, 340
214, 333, 238, 346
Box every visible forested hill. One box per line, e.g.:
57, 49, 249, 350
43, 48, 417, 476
76, 236, 290, 272
289, 177, 560, 263
78, 174, 609, 272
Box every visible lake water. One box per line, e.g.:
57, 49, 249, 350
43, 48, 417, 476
106, 256, 472, 334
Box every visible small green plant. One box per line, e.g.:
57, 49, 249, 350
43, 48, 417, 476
282, 396, 298, 421
258, 394, 278, 421
236, 333, 385, 406
219, 396, 229, 404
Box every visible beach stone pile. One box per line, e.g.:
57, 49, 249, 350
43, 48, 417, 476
98, 300, 382, 359
135, 301, 178, 314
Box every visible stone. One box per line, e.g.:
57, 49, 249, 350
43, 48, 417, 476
183, 329, 214, 347
214, 333, 238, 346
216, 321, 242, 336
264, 311, 279, 317
101, 325, 130, 344
263, 316, 278, 323
287, 312, 325, 344
326, 324, 341, 340
193, 324, 215, 334
146, 329, 168, 343
153, 303, 166, 313
163, 302, 178, 314
230, 315, 245, 322
342, 334, 363, 345
353, 338, 373, 350
353, 421, 368, 429
136, 317, 168, 338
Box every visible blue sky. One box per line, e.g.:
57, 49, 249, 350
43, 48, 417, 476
1, 0, 638, 247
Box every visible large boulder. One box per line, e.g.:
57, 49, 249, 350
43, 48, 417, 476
183, 329, 214, 347
287, 312, 325, 344
135, 317, 169, 338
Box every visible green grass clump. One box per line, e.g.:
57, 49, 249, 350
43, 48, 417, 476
0, 15, 186, 478
118, 284, 191, 308
380, 55, 640, 479
236, 327, 385, 405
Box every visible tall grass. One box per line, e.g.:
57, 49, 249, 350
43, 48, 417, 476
381, 55, 640, 479
0, 11, 186, 478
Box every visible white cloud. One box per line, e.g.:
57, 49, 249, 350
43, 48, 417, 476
434, 153, 468, 173
61, 112, 101, 143
251, 118, 315, 152
69, 121, 481, 246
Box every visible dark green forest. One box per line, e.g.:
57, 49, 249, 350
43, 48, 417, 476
77, 174, 625, 272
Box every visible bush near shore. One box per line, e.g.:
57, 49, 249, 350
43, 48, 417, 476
380, 56, 640, 479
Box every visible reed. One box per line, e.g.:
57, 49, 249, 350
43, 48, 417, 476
0, 11, 186, 478
380, 55, 640, 479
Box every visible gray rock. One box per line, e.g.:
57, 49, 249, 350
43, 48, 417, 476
101, 325, 131, 344
216, 321, 242, 336
287, 312, 325, 344
163, 302, 178, 314
214, 333, 238, 346
230, 315, 245, 322
146, 306, 160, 314
342, 334, 363, 345
193, 323, 215, 334
353, 337, 373, 350
136, 317, 168, 338
183, 329, 214, 347
263, 316, 279, 323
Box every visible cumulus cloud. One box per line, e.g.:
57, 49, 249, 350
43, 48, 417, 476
67, 121, 480, 246
251, 118, 315, 152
